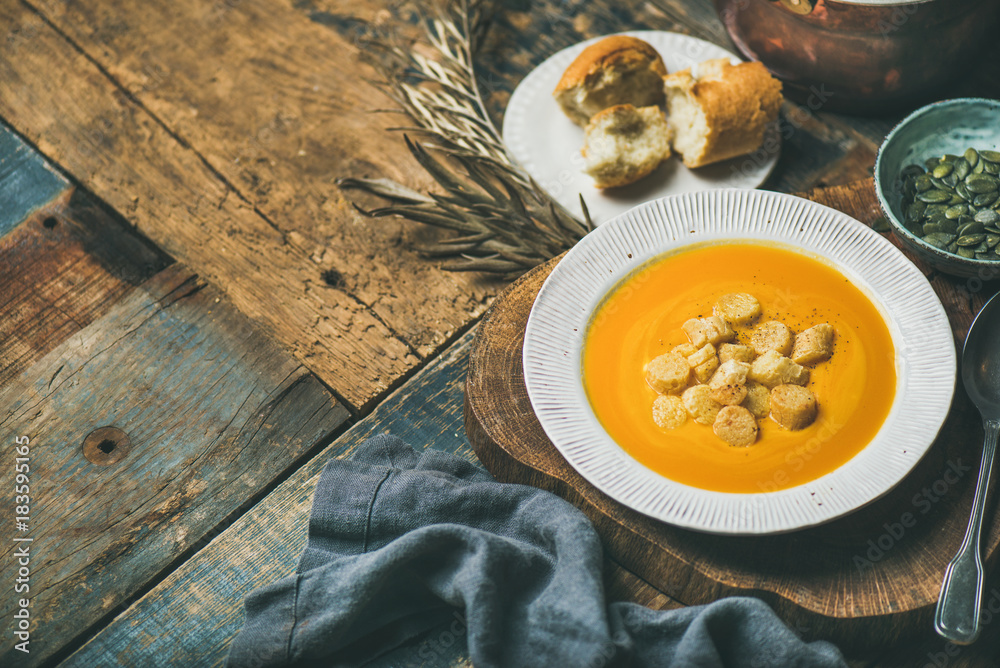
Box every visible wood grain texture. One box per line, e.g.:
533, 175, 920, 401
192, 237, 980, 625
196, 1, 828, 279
19, 0, 504, 361
58, 328, 480, 668
0, 0, 422, 411
0, 263, 348, 667
0, 121, 68, 237
464, 180, 1000, 656
0, 187, 170, 387
59, 325, 683, 667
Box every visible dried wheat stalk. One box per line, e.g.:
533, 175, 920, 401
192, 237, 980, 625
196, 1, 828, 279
337, 0, 592, 279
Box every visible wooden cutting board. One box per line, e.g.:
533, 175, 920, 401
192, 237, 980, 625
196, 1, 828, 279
464, 179, 1000, 654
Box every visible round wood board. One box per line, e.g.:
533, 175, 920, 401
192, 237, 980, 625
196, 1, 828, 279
464, 181, 1000, 653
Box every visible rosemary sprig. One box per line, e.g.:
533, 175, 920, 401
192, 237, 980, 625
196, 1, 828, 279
337, 0, 592, 279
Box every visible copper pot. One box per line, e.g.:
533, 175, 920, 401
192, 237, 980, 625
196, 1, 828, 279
716, 0, 1000, 114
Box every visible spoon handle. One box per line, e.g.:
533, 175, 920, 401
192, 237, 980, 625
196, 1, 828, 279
934, 419, 999, 645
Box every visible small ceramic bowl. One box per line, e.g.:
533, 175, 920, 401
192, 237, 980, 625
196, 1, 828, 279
875, 98, 1000, 280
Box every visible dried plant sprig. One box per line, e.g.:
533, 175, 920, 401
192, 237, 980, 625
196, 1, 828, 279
338, 0, 592, 279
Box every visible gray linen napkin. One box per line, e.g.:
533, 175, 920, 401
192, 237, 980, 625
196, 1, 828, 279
227, 433, 847, 668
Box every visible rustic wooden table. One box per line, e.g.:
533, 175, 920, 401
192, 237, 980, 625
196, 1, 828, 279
2, 0, 1000, 666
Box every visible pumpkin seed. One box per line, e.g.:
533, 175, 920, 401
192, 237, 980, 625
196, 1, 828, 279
976, 252, 993, 261
945, 204, 968, 219
906, 200, 926, 219
917, 189, 952, 203
975, 209, 1000, 225
896, 147, 1000, 262
959, 221, 986, 236
923, 232, 953, 249
872, 216, 891, 233
954, 159, 971, 181
974, 192, 999, 207
957, 234, 986, 246
966, 174, 999, 194
938, 218, 959, 234
933, 163, 953, 178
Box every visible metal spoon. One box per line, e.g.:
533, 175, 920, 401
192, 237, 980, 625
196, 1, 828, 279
935, 290, 1000, 645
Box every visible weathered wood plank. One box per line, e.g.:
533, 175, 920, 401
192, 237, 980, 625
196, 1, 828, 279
59, 324, 685, 667
0, 0, 420, 411
20, 0, 504, 359
0, 122, 68, 237
0, 263, 348, 667
58, 327, 480, 668
0, 187, 171, 387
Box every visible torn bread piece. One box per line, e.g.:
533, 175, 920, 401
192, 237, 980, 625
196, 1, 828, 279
554, 35, 668, 127
663, 58, 782, 168
582, 105, 672, 188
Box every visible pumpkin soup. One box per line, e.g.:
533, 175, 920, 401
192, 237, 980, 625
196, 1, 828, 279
583, 242, 896, 493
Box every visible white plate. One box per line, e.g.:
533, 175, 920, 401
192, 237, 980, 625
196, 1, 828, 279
522, 189, 955, 535
502, 31, 780, 225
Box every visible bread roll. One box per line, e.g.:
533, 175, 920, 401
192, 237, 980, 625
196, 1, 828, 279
554, 35, 668, 127
663, 59, 782, 168
582, 105, 672, 189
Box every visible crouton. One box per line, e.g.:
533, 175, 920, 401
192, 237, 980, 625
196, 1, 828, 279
682, 384, 722, 425
741, 382, 770, 419
652, 394, 688, 429
672, 343, 698, 357
713, 293, 762, 326
708, 360, 750, 405
718, 343, 755, 364
748, 350, 810, 388
713, 405, 759, 447
682, 315, 735, 348
683, 343, 718, 383
791, 323, 835, 365
749, 321, 794, 356
770, 384, 818, 430
644, 352, 690, 394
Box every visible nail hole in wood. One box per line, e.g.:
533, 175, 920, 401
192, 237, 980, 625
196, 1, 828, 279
43, 217, 58, 229
83, 427, 132, 466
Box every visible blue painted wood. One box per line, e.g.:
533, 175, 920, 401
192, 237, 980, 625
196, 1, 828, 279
0, 187, 170, 386
59, 328, 481, 668
0, 123, 69, 238
0, 263, 348, 667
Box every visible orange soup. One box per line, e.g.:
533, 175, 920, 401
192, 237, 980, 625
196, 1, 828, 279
582, 242, 896, 493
